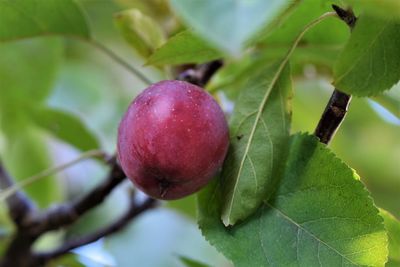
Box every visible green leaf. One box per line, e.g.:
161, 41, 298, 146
220, 62, 292, 226
0, 37, 62, 135
257, 0, 348, 46
199, 134, 388, 267
30, 107, 100, 151
169, 0, 289, 55
48, 253, 85, 267
0, 38, 63, 207
334, 15, 400, 96
0, 0, 90, 41
114, 8, 165, 58
166, 194, 197, 219
178, 256, 211, 267
344, 0, 400, 21
146, 31, 221, 66
380, 209, 400, 263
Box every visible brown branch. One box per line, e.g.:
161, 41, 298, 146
177, 60, 223, 87
314, 90, 352, 144
314, 5, 356, 144
0, 159, 35, 227
34, 196, 157, 265
33, 157, 126, 234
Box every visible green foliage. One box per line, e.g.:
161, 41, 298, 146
146, 31, 221, 66
170, 0, 289, 55
114, 8, 165, 58
0, 38, 63, 207
0, 0, 398, 265
380, 210, 400, 265
0, 0, 90, 41
30, 107, 100, 151
220, 63, 292, 226
345, 0, 400, 20
258, 0, 348, 46
199, 134, 388, 267
179, 255, 211, 267
48, 253, 84, 267
334, 15, 400, 96
166, 194, 197, 219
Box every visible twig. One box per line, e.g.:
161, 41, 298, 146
33, 157, 127, 234
314, 90, 352, 144
0, 150, 107, 203
34, 196, 157, 265
0, 159, 35, 227
314, 5, 356, 144
90, 40, 153, 86
177, 60, 223, 87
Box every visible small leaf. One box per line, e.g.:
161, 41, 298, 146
48, 253, 85, 267
220, 62, 292, 226
334, 15, 400, 96
380, 209, 400, 263
344, 0, 400, 21
114, 8, 165, 58
178, 255, 211, 267
146, 31, 221, 66
170, 0, 289, 55
30, 107, 100, 151
0, 0, 90, 41
199, 134, 388, 267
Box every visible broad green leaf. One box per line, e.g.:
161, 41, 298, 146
380, 209, 400, 264
220, 62, 292, 226
30, 107, 100, 151
0, 37, 62, 135
334, 15, 400, 96
0, 38, 62, 207
0, 0, 90, 41
114, 8, 165, 58
179, 256, 211, 267
344, 0, 400, 21
146, 31, 221, 66
169, 0, 289, 55
199, 134, 388, 267
256, 0, 348, 46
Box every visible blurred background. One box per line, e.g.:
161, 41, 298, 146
0, 0, 399, 266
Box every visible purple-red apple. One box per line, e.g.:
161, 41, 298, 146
117, 80, 229, 200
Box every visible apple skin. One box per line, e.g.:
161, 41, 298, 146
117, 80, 229, 200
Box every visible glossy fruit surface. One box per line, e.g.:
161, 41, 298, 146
117, 80, 229, 200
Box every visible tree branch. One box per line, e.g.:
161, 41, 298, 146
177, 60, 223, 87
34, 196, 157, 265
33, 157, 126, 234
314, 90, 352, 144
0, 159, 35, 227
314, 5, 356, 144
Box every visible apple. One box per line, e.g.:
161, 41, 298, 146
117, 80, 229, 200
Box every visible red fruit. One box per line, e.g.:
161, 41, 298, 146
117, 80, 229, 200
